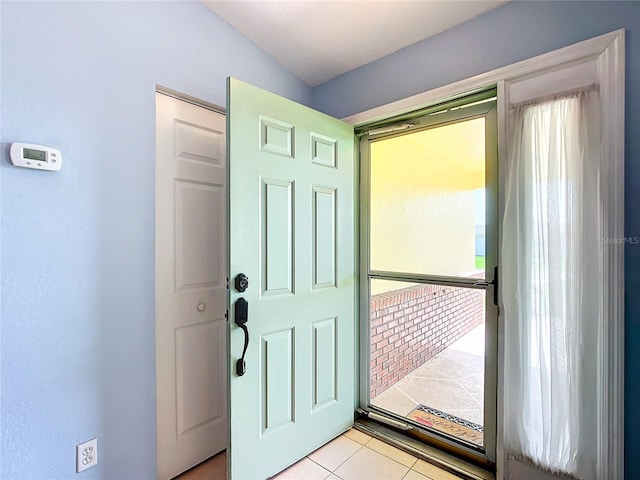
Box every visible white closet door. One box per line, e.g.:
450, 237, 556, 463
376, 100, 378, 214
155, 93, 227, 479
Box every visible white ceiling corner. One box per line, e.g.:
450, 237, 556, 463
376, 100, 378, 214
203, 0, 509, 87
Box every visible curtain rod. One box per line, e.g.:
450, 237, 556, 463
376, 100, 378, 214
510, 83, 599, 110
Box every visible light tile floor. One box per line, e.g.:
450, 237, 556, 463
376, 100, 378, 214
276, 428, 464, 480
371, 324, 485, 426
176, 429, 464, 479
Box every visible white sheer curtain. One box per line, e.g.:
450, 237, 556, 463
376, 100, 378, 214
502, 89, 602, 479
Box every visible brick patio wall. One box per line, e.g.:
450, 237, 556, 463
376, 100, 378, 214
370, 283, 484, 398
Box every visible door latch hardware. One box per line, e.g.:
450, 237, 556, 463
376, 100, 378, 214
473, 266, 499, 306
235, 273, 249, 292
234, 297, 249, 376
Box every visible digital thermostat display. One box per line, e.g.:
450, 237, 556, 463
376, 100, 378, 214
9, 143, 62, 171
23, 148, 47, 162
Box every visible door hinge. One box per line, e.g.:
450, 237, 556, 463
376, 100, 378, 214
226, 276, 230, 290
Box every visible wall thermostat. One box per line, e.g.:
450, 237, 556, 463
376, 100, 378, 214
10, 143, 62, 171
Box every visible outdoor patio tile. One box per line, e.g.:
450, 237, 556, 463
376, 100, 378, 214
343, 428, 372, 445
371, 386, 418, 416
368, 325, 487, 449
365, 437, 417, 467
439, 349, 484, 370
334, 446, 410, 480
456, 373, 484, 397
395, 377, 479, 411
447, 325, 485, 354
410, 355, 481, 381
446, 409, 484, 426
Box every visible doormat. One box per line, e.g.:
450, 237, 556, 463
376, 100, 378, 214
407, 405, 484, 447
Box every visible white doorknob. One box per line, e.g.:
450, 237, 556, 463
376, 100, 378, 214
197, 303, 206, 312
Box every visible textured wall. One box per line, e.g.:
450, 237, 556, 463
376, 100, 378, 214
369, 120, 484, 293
0, 2, 310, 479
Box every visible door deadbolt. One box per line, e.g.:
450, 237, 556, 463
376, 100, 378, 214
235, 273, 249, 292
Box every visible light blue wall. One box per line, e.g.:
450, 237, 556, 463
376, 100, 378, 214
0, 2, 309, 479
4, 0, 640, 478
312, 1, 640, 477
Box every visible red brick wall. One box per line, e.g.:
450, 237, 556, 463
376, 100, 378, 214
370, 283, 484, 398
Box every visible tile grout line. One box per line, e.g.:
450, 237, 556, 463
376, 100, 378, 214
320, 437, 417, 478
343, 430, 373, 446
329, 442, 363, 473
305, 456, 335, 478
322, 469, 342, 480
439, 353, 485, 371
415, 361, 482, 377
401, 465, 435, 480
306, 455, 334, 473
366, 442, 419, 474
385, 373, 482, 417
394, 386, 421, 406
455, 379, 483, 408
314, 436, 366, 474
367, 438, 419, 470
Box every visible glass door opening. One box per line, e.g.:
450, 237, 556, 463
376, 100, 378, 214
362, 97, 498, 462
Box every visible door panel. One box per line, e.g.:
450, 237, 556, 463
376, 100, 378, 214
175, 320, 225, 434
311, 318, 338, 410
261, 178, 294, 295
228, 78, 356, 480
175, 180, 222, 289
312, 186, 337, 288
261, 328, 295, 433
156, 93, 227, 479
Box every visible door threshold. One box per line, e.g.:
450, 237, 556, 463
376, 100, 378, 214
354, 417, 494, 480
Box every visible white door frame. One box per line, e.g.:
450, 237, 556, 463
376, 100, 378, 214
345, 29, 625, 479
156, 85, 226, 116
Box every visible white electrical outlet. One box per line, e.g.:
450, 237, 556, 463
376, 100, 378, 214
76, 438, 98, 473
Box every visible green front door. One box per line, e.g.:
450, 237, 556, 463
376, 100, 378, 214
227, 78, 357, 479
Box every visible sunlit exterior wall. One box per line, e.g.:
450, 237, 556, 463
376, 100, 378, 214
370, 117, 485, 295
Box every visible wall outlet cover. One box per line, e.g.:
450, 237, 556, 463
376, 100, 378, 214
76, 438, 98, 473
